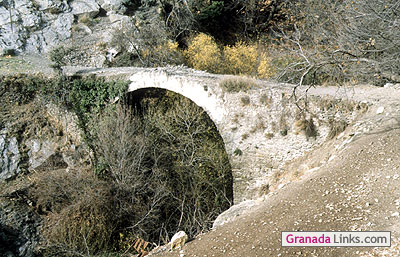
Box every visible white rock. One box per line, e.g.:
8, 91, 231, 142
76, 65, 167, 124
100, 0, 127, 14
0, 128, 21, 181
34, 0, 70, 12
108, 12, 130, 23
71, 0, 100, 18
213, 200, 259, 229
278, 183, 287, 189
376, 106, 385, 114
170, 231, 188, 251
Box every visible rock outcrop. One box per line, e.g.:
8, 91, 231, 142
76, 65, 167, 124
0, 0, 133, 54
0, 0, 74, 53
0, 128, 20, 181
0, 200, 41, 257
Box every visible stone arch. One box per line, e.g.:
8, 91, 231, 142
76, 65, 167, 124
123, 85, 234, 204
128, 70, 230, 147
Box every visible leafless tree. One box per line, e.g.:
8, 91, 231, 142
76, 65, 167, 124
336, 0, 400, 83
273, 0, 400, 105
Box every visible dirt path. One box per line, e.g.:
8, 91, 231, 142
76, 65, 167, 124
157, 126, 400, 257
0, 54, 54, 76
155, 85, 400, 257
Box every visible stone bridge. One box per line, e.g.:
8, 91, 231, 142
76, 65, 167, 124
73, 66, 365, 202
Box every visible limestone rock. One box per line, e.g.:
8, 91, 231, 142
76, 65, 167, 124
0, 201, 41, 257
108, 12, 130, 23
0, 0, 73, 53
92, 54, 107, 67
33, 0, 70, 12
27, 139, 56, 170
0, 129, 21, 181
376, 106, 385, 114
170, 231, 188, 251
99, 0, 127, 14
71, 0, 100, 18
213, 200, 259, 229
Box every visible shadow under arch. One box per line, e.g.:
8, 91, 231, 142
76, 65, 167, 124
122, 87, 233, 239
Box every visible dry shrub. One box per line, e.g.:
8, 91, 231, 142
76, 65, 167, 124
182, 33, 277, 79
223, 41, 258, 75
294, 117, 318, 139
78, 13, 93, 26
265, 132, 274, 139
279, 113, 289, 136
142, 41, 183, 67
240, 95, 251, 106
30, 169, 117, 255
31, 99, 233, 255
184, 33, 222, 73
259, 93, 272, 106
328, 119, 348, 139
110, 18, 183, 67
257, 53, 275, 79
219, 77, 257, 93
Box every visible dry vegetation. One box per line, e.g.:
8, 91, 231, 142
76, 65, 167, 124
31, 93, 232, 256
1, 75, 233, 256
101, 0, 400, 89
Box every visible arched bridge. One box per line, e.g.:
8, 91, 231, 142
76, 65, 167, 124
73, 66, 364, 202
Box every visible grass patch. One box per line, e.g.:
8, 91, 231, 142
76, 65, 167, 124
220, 77, 257, 93
0, 56, 35, 74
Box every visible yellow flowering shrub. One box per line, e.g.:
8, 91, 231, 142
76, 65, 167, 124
257, 53, 275, 79
184, 34, 276, 79
184, 33, 222, 73
223, 41, 258, 75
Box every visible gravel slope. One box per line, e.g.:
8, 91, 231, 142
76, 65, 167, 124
155, 85, 400, 257
156, 127, 400, 257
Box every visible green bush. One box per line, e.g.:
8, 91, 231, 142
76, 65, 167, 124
2, 48, 16, 56
0, 74, 48, 105
48, 46, 73, 73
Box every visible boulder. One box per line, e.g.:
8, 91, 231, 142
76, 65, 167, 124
170, 231, 188, 251
27, 139, 56, 170
0, 129, 21, 181
0, 201, 41, 257
108, 12, 130, 23
99, 0, 127, 14
212, 200, 260, 229
71, 0, 100, 18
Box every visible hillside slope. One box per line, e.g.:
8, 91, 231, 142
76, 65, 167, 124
156, 88, 400, 257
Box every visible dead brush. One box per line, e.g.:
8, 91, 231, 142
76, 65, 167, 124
327, 119, 348, 139
220, 77, 258, 93
294, 117, 318, 139
29, 168, 117, 255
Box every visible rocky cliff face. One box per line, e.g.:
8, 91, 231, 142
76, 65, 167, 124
0, 95, 90, 256
0, 0, 144, 55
